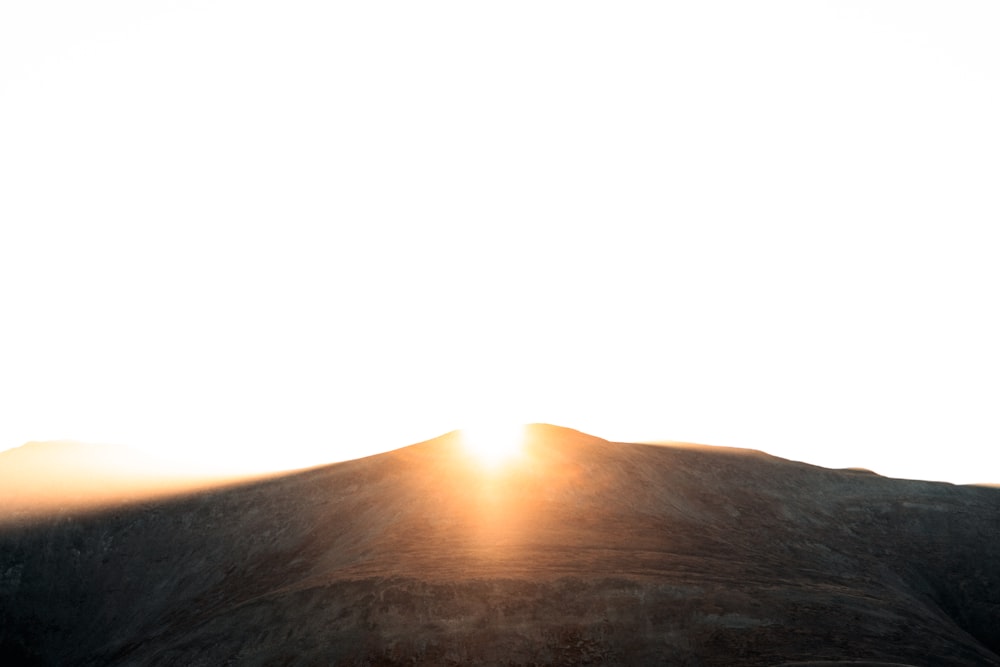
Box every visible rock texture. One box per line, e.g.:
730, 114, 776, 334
1, 424, 998, 666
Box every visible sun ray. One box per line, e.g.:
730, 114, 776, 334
460, 422, 526, 469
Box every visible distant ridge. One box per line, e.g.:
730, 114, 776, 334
0, 441, 251, 520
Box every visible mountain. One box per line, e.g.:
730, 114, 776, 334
1, 424, 998, 666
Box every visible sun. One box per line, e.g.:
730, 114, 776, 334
460, 422, 527, 469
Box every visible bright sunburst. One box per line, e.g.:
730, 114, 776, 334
460, 422, 526, 469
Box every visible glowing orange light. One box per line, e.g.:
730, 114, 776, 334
460, 422, 526, 469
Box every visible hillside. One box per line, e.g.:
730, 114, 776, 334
1, 424, 998, 665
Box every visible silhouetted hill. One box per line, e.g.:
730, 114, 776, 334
1, 424, 998, 665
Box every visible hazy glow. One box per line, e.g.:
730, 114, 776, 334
1, 2, 999, 484
461, 423, 527, 469
0, 441, 257, 524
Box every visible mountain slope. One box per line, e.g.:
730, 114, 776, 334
1, 424, 998, 666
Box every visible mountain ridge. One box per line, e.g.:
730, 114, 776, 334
1, 425, 998, 665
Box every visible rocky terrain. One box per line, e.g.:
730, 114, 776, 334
1, 424, 998, 666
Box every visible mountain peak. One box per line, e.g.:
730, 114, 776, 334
3, 427, 1000, 665
522, 422, 608, 443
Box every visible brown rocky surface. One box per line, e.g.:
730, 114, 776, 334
1, 424, 998, 666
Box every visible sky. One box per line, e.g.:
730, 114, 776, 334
1, 1, 998, 483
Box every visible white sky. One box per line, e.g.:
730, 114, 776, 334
1, 1, 998, 483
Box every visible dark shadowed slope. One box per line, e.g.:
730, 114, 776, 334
1, 424, 998, 666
